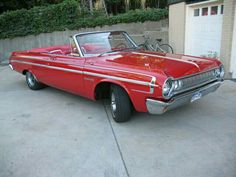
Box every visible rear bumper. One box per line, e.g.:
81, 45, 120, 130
146, 81, 222, 114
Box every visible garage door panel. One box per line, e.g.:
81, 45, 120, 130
185, 3, 223, 58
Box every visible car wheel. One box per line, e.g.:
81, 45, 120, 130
26, 71, 45, 90
110, 85, 131, 122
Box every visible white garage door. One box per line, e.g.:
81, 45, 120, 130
185, 2, 223, 58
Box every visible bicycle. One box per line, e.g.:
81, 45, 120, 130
139, 36, 174, 54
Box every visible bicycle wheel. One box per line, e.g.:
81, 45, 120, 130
157, 44, 174, 54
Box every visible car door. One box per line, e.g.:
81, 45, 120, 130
44, 54, 86, 95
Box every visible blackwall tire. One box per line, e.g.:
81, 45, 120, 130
110, 85, 131, 122
26, 72, 45, 90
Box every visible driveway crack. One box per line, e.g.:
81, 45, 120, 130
103, 100, 130, 177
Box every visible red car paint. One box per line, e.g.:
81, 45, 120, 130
9, 42, 222, 113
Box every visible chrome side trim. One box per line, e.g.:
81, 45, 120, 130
15, 55, 83, 67
11, 60, 154, 92
149, 77, 156, 94
87, 65, 155, 78
87, 65, 158, 94
146, 81, 222, 114
83, 71, 150, 86
17, 55, 45, 60
11, 60, 83, 74
14, 56, 157, 81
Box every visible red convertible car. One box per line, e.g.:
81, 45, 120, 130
9, 31, 224, 122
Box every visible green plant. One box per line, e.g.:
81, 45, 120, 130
0, 0, 79, 38
0, 2, 168, 39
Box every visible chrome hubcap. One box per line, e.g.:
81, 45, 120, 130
111, 92, 117, 117
28, 73, 36, 86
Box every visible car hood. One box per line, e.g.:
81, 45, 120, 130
105, 51, 220, 78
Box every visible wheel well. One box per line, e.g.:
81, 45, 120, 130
94, 82, 111, 100
94, 82, 130, 100
22, 70, 28, 75
94, 82, 135, 110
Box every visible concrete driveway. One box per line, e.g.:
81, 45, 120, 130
0, 66, 236, 177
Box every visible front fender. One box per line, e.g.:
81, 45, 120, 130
92, 78, 151, 112
96, 78, 132, 96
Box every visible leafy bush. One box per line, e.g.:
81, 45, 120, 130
71, 8, 168, 29
0, 1, 168, 39
0, 0, 79, 39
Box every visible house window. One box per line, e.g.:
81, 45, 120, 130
202, 7, 208, 16
194, 9, 200, 16
221, 5, 224, 14
211, 6, 218, 15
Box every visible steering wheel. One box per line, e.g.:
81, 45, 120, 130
115, 43, 127, 49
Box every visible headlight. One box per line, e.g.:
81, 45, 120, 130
163, 78, 183, 99
163, 79, 173, 99
215, 68, 220, 77
215, 65, 224, 79
219, 65, 224, 78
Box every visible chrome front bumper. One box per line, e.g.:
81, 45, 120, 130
146, 81, 222, 114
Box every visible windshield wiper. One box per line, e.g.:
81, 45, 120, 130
98, 47, 138, 57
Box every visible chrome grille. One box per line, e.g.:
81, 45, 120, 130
179, 69, 216, 91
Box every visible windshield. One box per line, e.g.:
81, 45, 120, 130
75, 31, 137, 56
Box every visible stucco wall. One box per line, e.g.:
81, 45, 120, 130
220, 0, 236, 78
0, 20, 168, 62
169, 2, 186, 54
230, 5, 236, 78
